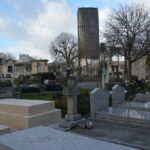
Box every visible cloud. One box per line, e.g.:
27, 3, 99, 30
128, 0, 150, 8
97, 0, 150, 8
0, 15, 9, 36
0, 0, 149, 61
0, 0, 73, 61
27, 0, 73, 48
99, 7, 111, 32
2, 42, 50, 60
0, 16, 7, 30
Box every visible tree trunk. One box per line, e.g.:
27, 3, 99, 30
98, 62, 103, 89
67, 59, 70, 68
128, 59, 132, 80
85, 57, 88, 75
117, 54, 120, 80
78, 57, 82, 77
127, 51, 132, 81
124, 50, 128, 81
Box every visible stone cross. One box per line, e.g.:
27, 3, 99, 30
67, 77, 77, 115
60, 76, 81, 128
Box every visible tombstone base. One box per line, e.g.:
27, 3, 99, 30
65, 114, 81, 121
60, 114, 82, 129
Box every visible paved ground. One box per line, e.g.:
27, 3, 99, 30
71, 121, 150, 150
0, 121, 149, 150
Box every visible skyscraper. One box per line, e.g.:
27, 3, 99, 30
78, 7, 99, 59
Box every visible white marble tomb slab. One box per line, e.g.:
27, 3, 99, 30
0, 99, 55, 115
133, 93, 150, 102
0, 126, 139, 150
0, 99, 61, 129
119, 101, 150, 111
96, 107, 150, 125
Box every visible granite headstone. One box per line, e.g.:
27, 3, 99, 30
90, 88, 109, 117
112, 85, 125, 106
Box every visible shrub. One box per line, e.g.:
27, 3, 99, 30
77, 88, 90, 117
55, 96, 67, 117
0, 80, 12, 87
19, 93, 53, 100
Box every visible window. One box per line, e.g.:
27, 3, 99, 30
8, 66, 13, 73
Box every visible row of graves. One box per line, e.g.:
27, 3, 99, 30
90, 85, 150, 128
0, 69, 149, 149
0, 78, 143, 150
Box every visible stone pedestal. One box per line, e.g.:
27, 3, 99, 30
67, 96, 77, 114
60, 114, 81, 128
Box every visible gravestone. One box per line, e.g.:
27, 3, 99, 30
90, 87, 150, 128
112, 86, 150, 111
66, 78, 81, 121
90, 88, 109, 117
67, 78, 77, 114
60, 77, 81, 128
112, 85, 125, 106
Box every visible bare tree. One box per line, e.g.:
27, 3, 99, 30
105, 4, 150, 79
0, 52, 15, 60
49, 32, 77, 68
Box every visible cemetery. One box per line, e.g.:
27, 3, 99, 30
0, 3, 150, 150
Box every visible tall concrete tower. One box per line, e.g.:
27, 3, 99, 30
78, 7, 99, 59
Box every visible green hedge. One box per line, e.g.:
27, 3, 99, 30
19, 93, 53, 100
17, 88, 91, 118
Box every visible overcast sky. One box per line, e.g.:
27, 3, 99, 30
0, 0, 149, 61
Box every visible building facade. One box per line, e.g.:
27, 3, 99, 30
0, 54, 49, 79
31, 60, 48, 75
0, 59, 15, 78
132, 56, 150, 80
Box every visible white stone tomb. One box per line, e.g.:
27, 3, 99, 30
0, 99, 61, 129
